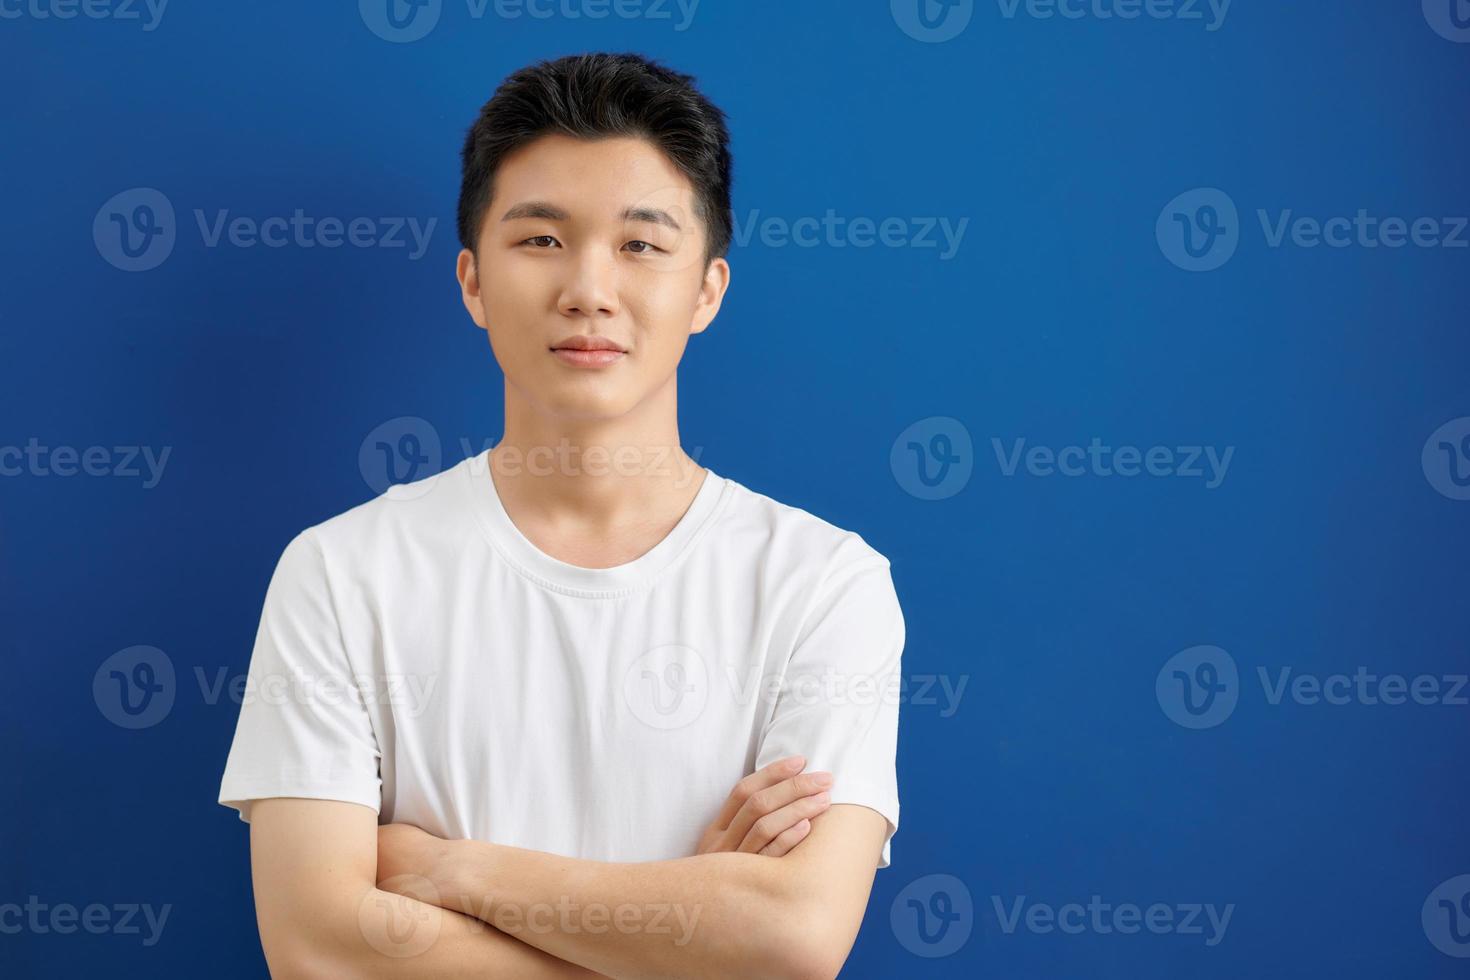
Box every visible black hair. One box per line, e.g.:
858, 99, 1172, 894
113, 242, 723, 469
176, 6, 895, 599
457, 52, 733, 266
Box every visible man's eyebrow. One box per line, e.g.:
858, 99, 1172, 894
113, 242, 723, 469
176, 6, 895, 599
500, 201, 569, 222
622, 206, 682, 232
500, 201, 681, 232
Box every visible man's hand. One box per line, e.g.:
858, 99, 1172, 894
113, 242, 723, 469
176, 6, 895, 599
250, 798, 610, 978
374, 754, 836, 897
367, 785, 885, 979
695, 755, 833, 857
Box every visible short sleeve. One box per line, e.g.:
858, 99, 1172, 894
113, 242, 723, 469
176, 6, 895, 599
218, 529, 382, 822
755, 545, 905, 868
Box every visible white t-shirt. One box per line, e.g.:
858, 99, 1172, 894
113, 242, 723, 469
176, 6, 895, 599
218, 450, 905, 867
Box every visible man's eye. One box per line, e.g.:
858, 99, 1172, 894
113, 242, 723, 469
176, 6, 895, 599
522, 235, 558, 248
625, 240, 660, 254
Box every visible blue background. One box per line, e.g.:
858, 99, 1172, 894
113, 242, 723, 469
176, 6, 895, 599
3, 0, 1468, 976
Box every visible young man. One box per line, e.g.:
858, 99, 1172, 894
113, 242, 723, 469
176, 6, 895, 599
218, 52, 906, 979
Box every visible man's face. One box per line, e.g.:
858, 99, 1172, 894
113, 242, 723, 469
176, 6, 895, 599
457, 133, 730, 423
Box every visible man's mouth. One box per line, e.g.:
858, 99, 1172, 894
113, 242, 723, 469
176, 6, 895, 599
550, 334, 628, 367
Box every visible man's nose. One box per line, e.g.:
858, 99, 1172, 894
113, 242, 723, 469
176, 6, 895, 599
557, 246, 620, 318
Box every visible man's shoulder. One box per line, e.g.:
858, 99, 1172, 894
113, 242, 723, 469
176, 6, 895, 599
715, 473, 892, 574
290, 456, 474, 562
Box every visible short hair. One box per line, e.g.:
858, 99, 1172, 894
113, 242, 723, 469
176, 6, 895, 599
457, 52, 733, 266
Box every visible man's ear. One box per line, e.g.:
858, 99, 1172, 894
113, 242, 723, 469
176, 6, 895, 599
456, 247, 488, 331
689, 256, 730, 336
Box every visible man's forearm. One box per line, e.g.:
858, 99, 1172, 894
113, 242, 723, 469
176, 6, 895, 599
411, 843, 821, 980
280, 882, 608, 980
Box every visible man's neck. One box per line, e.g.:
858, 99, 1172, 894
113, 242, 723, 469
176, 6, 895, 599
485, 397, 706, 569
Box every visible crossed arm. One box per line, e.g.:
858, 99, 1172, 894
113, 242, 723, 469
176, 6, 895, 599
248, 763, 888, 980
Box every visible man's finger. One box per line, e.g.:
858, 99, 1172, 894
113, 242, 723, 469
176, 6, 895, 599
710, 755, 806, 831
739, 792, 830, 854
758, 818, 813, 857
726, 771, 832, 847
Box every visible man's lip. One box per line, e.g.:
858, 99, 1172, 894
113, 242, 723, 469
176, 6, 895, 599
551, 348, 625, 367
550, 335, 628, 352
